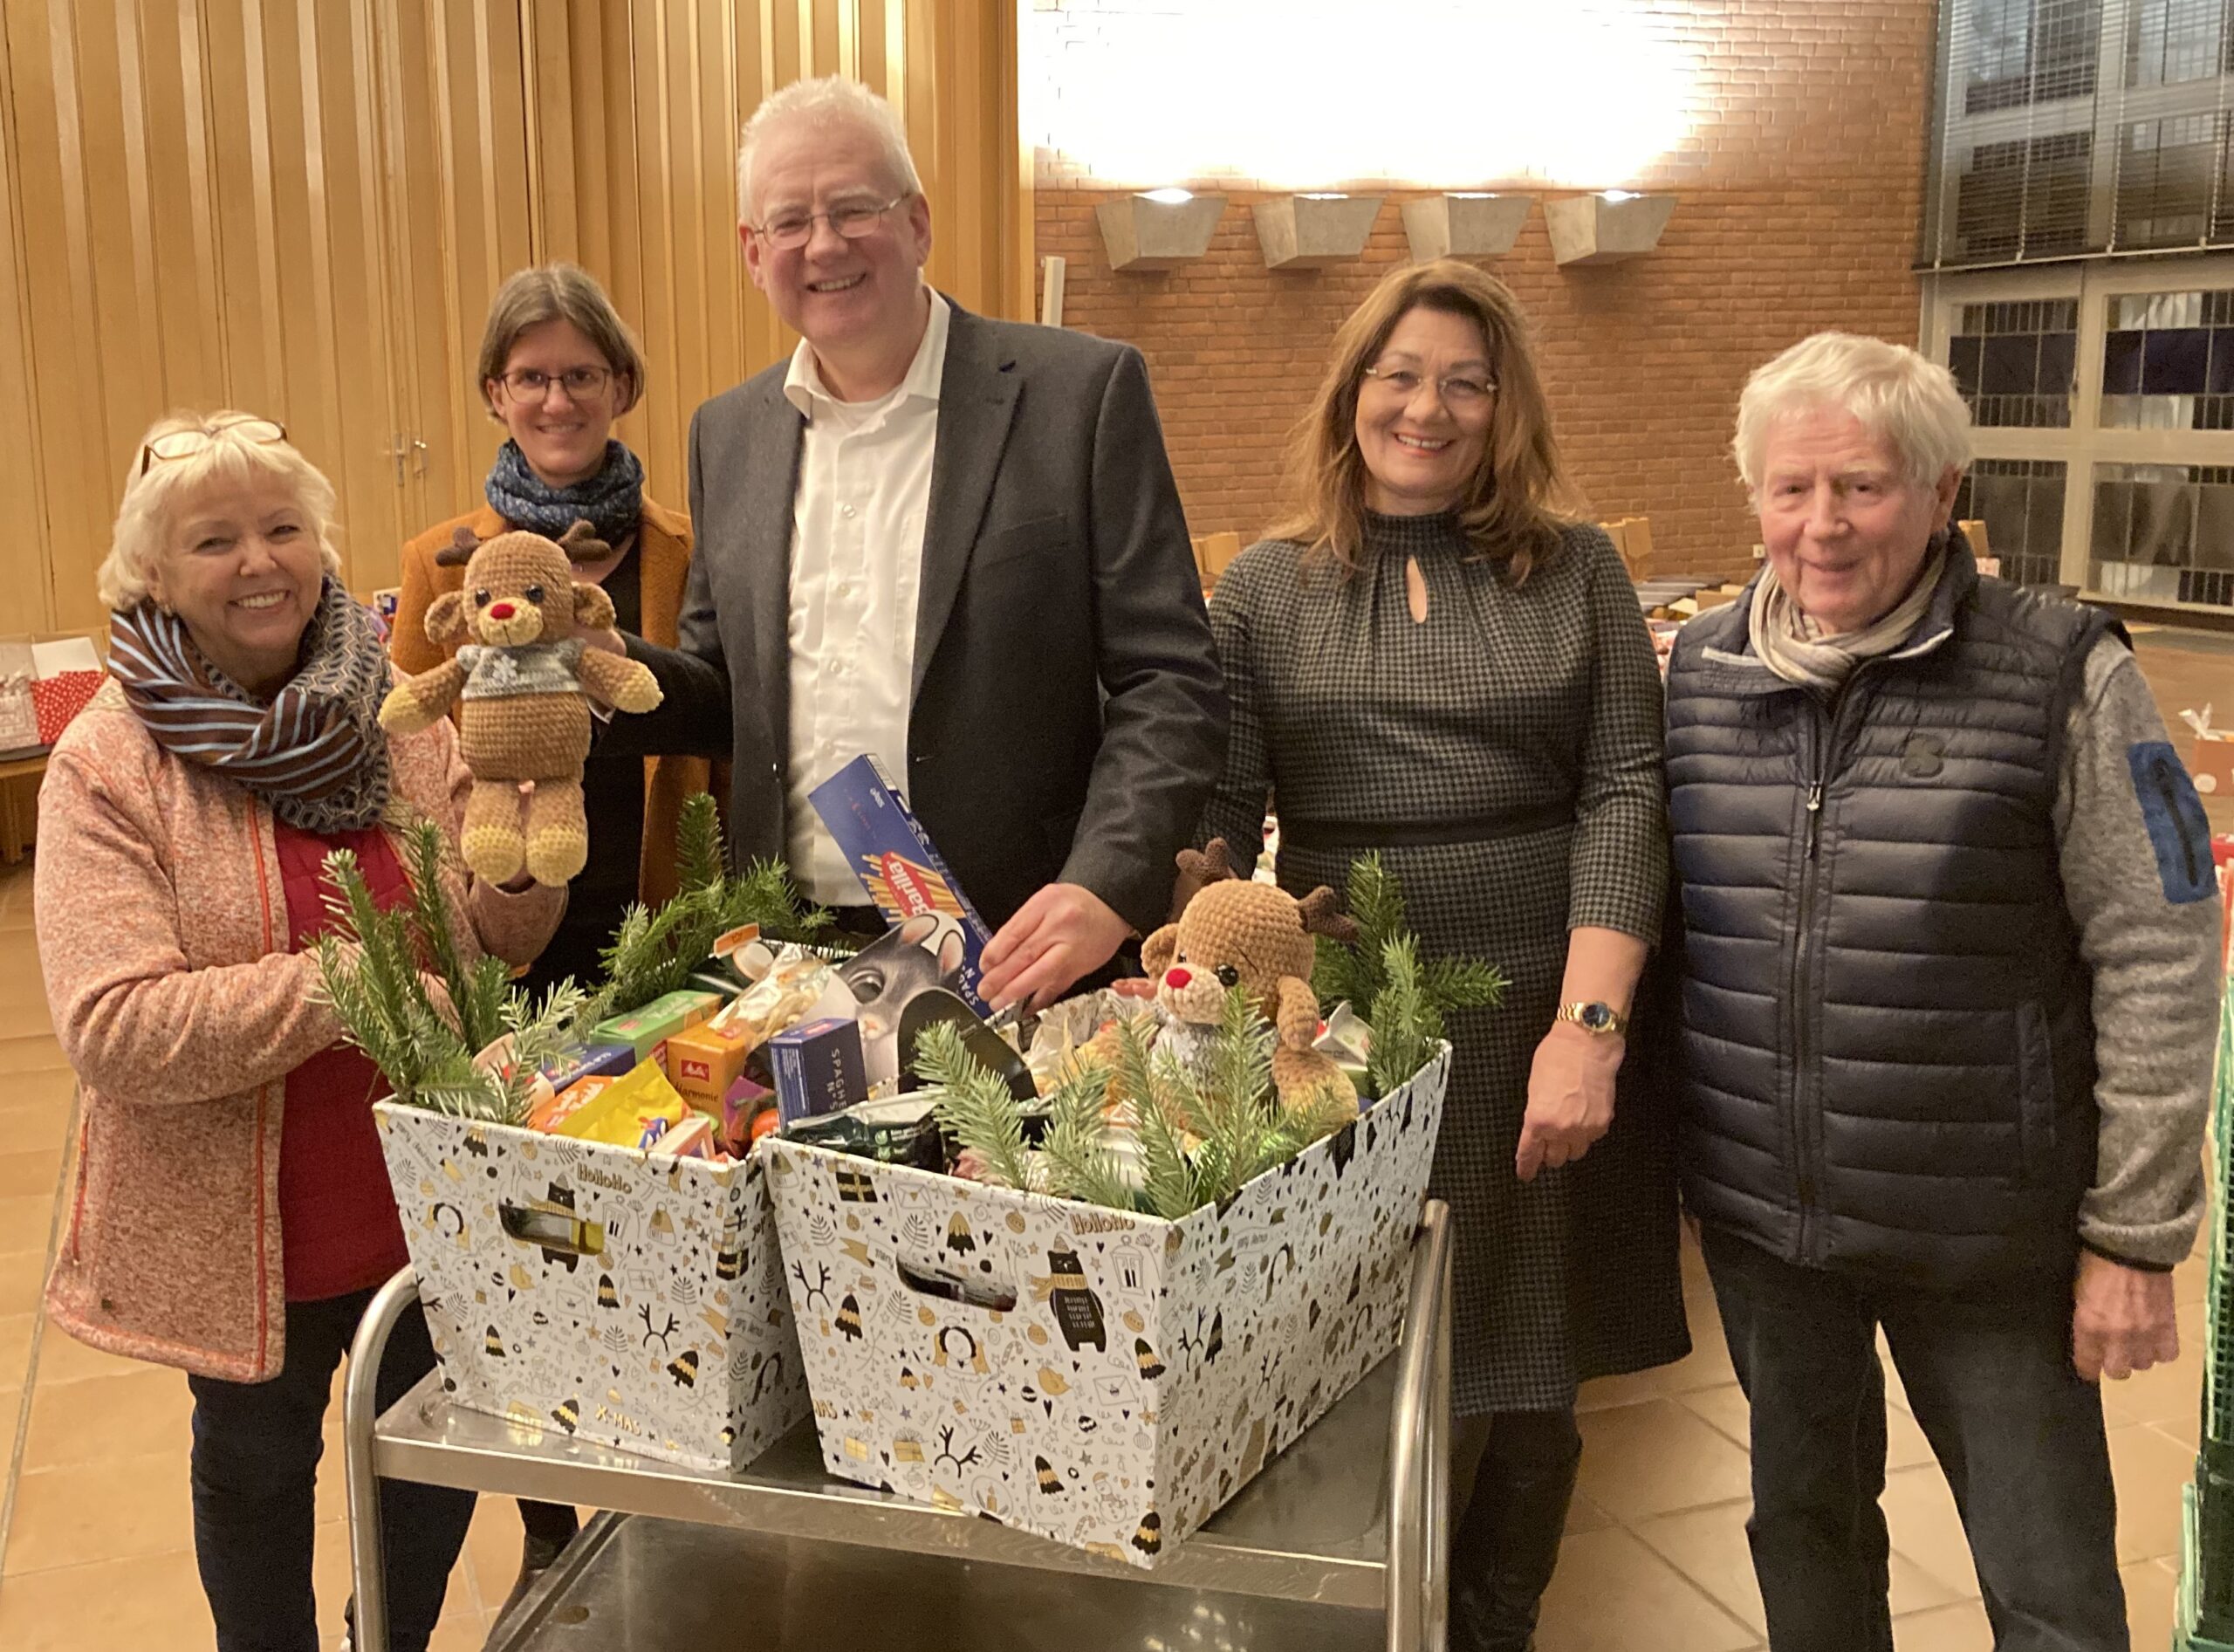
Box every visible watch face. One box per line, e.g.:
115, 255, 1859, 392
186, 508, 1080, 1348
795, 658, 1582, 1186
1579, 1003, 1614, 1032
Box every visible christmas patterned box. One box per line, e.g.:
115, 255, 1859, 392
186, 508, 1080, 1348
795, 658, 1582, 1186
761, 1044, 1449, 1566
373, 1103, 808, 1472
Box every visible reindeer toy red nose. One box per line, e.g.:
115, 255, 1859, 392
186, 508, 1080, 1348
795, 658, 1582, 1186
1164, 968, 1191, 990
487, 601, 516, 620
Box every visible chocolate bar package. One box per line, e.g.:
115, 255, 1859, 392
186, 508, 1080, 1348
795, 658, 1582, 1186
807, 755, 995, 1014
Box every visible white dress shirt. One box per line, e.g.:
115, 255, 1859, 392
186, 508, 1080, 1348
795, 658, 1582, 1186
782, 290, 951, 902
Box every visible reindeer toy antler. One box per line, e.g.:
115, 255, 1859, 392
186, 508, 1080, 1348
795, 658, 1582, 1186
1140, 839, 1357, 1113
379, 518, 662, 886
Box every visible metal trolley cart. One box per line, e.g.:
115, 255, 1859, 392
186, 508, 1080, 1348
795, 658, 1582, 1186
342, 1202, 1452, 1652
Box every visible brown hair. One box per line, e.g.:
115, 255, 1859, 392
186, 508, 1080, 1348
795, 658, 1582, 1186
476, 264, 647, 417
1267, 259, 1578, 584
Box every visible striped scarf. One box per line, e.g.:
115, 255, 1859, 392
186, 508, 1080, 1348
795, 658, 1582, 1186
108, 578, 393, 833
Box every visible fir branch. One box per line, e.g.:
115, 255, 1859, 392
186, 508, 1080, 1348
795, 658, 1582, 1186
1038, 1062, 1134, 1210
1131, 1080, 1203, 1222
1424, 955, 1506, 1012
401, 820, 470, 1023
675, 793, 723, 894
915, 1022, 1038, 1194
1367, 936, 1443, 1098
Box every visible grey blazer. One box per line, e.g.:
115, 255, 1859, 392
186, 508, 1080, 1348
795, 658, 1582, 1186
615, 299, 1227, 936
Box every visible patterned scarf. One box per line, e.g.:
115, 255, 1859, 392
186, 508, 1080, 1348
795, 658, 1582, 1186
1749, 538, 1949, 694
483, 439, 645, 543
108, 577, 393, 833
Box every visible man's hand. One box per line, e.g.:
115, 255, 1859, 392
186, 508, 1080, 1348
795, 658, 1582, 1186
583, 627, 627, 657
2072, 1250, 2179, 1382
980, 883, 1133, 1012
1515, 1019, 1621, 1182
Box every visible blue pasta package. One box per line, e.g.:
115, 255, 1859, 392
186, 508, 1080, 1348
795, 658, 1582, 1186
807, 754, 995, 1014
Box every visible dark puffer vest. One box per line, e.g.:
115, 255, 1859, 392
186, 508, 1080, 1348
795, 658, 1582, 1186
1664, 546, 2119, 1286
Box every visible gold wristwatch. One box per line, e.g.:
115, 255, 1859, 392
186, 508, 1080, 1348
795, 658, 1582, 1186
1556, 1001, 1628, 1038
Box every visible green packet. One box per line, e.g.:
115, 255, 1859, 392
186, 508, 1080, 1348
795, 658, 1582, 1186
782, 1092, 946, 1170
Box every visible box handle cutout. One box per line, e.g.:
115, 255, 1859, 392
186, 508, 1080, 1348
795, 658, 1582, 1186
894, 1258, 1016, 1313
499, 1203, 606, 1258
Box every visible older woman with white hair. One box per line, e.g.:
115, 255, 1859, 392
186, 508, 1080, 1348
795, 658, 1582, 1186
36, 411, 563, 1652
1665, 333, 2217, 1649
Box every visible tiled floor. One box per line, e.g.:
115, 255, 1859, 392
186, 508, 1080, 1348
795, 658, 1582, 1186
0, 625, 2227, 1650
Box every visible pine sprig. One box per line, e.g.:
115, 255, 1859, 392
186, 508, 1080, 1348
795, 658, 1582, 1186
1305, 853, 1503, 1097
1038, 1061, 1134, 1211
1367, 935, 1441, 1099
313, 841, 600, 1125
917, 1021, 1039, 1193
598, 799, 846, 1013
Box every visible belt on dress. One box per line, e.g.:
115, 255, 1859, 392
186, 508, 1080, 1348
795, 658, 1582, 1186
1277, 801, 1575, 852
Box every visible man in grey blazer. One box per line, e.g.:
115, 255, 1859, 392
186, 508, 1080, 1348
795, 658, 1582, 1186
610, 77, 1225, 1009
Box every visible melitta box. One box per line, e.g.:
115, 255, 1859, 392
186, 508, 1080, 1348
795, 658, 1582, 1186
373, 1102, 808, 1472
762, 1044, 1449, 1566
808, 755, 996, 1013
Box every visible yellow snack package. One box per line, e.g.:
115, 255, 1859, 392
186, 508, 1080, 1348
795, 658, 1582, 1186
554, 1059, 691, 1148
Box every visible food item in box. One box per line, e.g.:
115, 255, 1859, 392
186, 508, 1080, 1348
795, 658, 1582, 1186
544, 1041, 636, 1093
767, 1017, 868, 1124
782, 1092, 943, 1169
665, 1018, 758, 1101
554, 1059, 690, 1146
718, 1074, 777, 1154
650, 1114, 717, 1159
527, 1073, 619, 1134
718, 946, 841, 1050
591, 989, 723, 1065
808, 754, 996, 1011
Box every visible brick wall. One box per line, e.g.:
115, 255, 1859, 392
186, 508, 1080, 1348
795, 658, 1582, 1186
1030, 2, 1937, 583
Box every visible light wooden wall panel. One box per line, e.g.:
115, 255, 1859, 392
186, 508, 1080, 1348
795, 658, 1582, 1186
0, 17, 54, 635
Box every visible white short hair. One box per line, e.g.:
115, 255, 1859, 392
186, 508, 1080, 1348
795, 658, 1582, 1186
736, 75, 923, 226
1733, 332, 1973, 495
99, 412, 342, 612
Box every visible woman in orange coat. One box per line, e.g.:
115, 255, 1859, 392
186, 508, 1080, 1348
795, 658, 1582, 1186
391, 263, 710, 1584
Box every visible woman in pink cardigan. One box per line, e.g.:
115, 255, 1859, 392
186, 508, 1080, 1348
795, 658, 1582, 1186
36, 413, 564, 1652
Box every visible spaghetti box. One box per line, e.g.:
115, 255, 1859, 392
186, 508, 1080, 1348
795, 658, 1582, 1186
807, 755, 996, 1012
592, 990, 723, 1065
666, 1018, 757, 1101
767, 1018, 867, 1126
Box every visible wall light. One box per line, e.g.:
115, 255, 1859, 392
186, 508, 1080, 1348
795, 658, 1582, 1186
1096, 189, 1227, 271
1544, 190, 1676, 266
1400, 192, 1533, 262
1252, 193, 1385, 270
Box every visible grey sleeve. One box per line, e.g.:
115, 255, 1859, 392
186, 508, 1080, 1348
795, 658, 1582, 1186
2058, 634, 2218, 1268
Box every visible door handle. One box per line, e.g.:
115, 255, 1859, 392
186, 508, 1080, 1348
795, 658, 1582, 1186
411, 438, 428, 477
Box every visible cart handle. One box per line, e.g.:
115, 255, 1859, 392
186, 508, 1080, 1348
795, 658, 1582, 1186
1385, 1199, 1453, 1652
343, 1265, 422, 1652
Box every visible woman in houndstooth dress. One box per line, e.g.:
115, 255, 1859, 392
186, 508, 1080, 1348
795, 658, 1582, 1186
1197, 261, 1687, 1652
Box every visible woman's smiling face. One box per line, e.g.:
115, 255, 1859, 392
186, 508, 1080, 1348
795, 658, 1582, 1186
149, 474, 326, 697
1353, 304, 1496, 517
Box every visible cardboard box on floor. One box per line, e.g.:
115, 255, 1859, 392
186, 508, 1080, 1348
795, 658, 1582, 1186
1193, 531, 1243, 587
0, 630, 109, 758
1600, 517, 1655, 579
1958, 518, 1999, 578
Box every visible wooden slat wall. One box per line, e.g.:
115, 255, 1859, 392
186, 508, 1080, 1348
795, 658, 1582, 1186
0, 0, 1025, 628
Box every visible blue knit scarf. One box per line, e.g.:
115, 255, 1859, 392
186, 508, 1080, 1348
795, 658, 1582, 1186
483, 440, 646, 544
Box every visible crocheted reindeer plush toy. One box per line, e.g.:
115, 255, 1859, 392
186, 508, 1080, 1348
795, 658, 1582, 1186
1140, 839, 1360, 1112
379, 521, 661, 887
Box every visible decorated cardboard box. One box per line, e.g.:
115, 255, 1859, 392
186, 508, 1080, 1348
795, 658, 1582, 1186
373, 1102, 808, 1472
762, 1045, 1449, 1566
